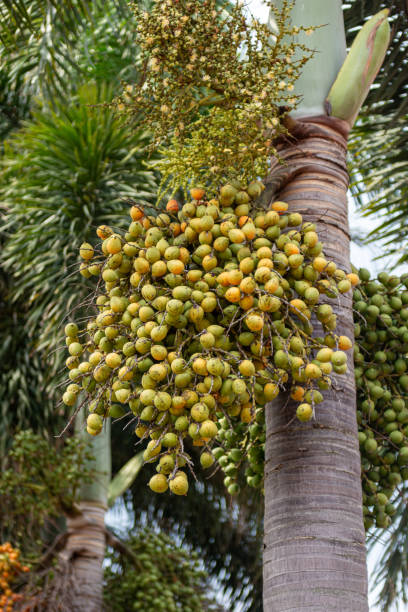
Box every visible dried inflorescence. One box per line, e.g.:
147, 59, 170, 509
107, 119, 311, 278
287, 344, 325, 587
112, 0, 314, 195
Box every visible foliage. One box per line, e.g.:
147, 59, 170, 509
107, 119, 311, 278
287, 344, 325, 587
0, 430, 93, 557
349, 117, 408, 265
114, 0, 313, 195
1, 83, 158, 363
104, 529, 224, 612
0, 268, 59, 456
0, 0, 134, 100
344, 1, 408, 264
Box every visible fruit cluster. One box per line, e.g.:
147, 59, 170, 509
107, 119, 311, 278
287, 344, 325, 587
104, 529, 219, 612
0, 542, 29, 611
114, 0, 311, 196
355, 270, 408, 529
213, 268, 408, 529
63, 180, 355, 496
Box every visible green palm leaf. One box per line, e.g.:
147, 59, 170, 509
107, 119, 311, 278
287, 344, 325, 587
1, 82, 158, 380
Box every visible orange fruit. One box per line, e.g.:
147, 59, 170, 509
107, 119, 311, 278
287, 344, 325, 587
240, 295, 254, 310
347, 272, 360, 286
291, 386, 305, 401
166, 198, 179, 212
191, 187, 205, 200
271, 201, 288, 213
130, 205, 144, 221
225, 287, 241, 303
167, 259, 185, 274
227, 269, 243, 285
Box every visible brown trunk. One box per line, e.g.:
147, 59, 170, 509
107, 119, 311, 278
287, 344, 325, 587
61, 502, 106, 612
262, 117, 368, 611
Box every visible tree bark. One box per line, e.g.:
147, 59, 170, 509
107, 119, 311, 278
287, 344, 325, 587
61, 502, 106, 612
262, 116, 368, 611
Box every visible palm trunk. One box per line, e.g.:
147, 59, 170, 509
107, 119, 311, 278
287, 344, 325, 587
262, 2, 369, 610
59, 412, 111, 611
262, 116, 368, 610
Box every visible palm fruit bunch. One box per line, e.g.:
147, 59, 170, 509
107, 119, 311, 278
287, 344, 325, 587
104, 529, 219, 612
216, 267, 408, 529
354, 269, 408, 530
0, 542, 29, 611
62, 180, 355, 496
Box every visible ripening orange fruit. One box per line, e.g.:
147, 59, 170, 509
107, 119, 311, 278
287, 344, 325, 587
191, 187, 205, 200
217, 271, 231, 287
169, 222, 181, 236
338, 335, 353, 350
227, 269, 243, 286
130, 205, 144, 221
238, 215, 250, 227
96, 225, 113, 239
291, 386, 305, 401
240, 295, 254, 310
284, 242, 300, 256
166, 198, 179, 212
347, 272, 360, 286
225, 287, 241, 303
167, 259, 185, 274
271, 201, 288, 213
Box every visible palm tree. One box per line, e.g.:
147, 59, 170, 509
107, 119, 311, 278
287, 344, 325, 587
261, 3, 391, 609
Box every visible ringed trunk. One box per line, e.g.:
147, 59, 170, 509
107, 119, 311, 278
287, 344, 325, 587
262, 116, 368, 610
58, 412, 111, 611
62, 502, 107, 612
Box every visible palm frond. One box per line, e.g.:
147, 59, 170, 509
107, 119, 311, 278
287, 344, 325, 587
1, 82, 158, 383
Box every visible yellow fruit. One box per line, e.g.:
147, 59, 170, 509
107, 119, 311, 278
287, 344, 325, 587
199, 420, 218, 438
313, 257, 328, 272
271, 201, 288, 213
79, 242, 94, 260
149, 474, 168, 493
245, 313, 264, 332
169, 472, 189, 495
105, 353, 122, 369
296, 403, 313, 422
106, 235, 122, 254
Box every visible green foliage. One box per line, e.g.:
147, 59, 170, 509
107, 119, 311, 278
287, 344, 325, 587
115, 0, 312, 194
0, 0, 134, 101
344, 1, 408, 264
103, 528, 223, 611
0, 270, 58, 456
0, 430, 93, 556
1, 83, 158, 360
